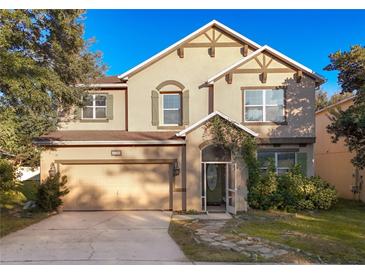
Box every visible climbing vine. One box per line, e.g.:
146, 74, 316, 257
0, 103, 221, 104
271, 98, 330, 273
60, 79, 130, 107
204, 116, 337, 211
203, 115, 260, 190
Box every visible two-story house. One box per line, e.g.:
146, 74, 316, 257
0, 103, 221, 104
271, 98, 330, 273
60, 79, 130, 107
35, 20, 324, 213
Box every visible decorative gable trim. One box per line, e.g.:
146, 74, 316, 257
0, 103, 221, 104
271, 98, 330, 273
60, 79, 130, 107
118, 20, 261, 80
206, 45, 325, 85
176, 111, 259, 137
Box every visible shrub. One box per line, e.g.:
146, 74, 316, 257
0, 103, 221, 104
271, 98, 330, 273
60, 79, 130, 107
310, 176, 338, 210
37, 172, 69, 212
0, 159, 26, 209
248, 164, 337, 211
248, 163, 278, 210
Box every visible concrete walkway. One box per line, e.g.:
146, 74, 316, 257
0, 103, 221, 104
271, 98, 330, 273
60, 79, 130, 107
0, 211, 190, 264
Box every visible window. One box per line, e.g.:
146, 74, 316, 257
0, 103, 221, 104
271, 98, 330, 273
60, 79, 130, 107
244, 89, 285, 122
82, 94, 107, 119
161, 93, 181, 125
257, 151, 296, 174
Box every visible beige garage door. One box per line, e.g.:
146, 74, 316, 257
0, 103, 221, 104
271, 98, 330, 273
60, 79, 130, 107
59, 163, 171, 210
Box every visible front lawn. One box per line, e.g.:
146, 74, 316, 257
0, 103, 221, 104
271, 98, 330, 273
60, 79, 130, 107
231, 199, 365, 264
169, 219, 253, 262
169, 199, 365, 264
0, 210, 49, 238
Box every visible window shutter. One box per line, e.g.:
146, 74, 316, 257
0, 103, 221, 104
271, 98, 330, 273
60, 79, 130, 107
296, 152, 307, 176
107, 94, 113, 120
182, 89, 189, 125
151, 90, 159, 126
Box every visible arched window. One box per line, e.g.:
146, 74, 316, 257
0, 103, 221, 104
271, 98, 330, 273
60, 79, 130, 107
202, 145, 231, 162
151, 80, 189, 126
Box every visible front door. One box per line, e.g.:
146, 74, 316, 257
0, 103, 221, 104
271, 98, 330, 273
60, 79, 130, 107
206, 164, 226, 211
202, 162, 237, 214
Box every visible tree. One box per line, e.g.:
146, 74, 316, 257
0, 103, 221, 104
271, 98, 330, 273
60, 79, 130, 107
324, 45, 365, 169
315, 89, 329, 111
0, 10, 105, 166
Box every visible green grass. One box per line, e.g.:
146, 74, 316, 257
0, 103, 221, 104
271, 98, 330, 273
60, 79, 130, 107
0, 210, 49, 238
169, 220, 252, 262
232, 199, 365, 264
19, 180, 39, 201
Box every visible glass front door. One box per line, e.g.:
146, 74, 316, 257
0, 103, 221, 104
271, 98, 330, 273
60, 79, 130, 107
201, 162, 236, 214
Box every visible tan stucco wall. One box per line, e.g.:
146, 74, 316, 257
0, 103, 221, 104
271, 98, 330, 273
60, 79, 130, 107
315, 99, 365, 202
40, 145, 184, 210
214, 53, 316, 139
127, 34, 249, 131
59, 89, 126, 131
127, 42, 316, 140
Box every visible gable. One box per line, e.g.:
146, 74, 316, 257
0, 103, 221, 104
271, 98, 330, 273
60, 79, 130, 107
118, 20, 260, 80
206, 45, 325, 85
176, 111, 258, 137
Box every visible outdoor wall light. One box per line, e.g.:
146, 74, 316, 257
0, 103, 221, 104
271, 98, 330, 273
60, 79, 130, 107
173, 161, 180, 176
49, 162, 56, 178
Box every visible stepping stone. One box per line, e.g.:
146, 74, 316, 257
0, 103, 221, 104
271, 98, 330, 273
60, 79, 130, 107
237, 240, 251, 245
261, 253, 276, 259
245, 244, 264, 252
213, 235, 226, 241
209, 242, 222, 247
232, 246, 245, 252
272, 249, 289, 256
200, 237, 215, 242
240, 251, 251, 257
208, 232, 219, 236
258, 247, 273, 254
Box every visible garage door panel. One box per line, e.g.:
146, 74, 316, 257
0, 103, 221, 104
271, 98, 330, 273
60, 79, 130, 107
60, 163, 171, 210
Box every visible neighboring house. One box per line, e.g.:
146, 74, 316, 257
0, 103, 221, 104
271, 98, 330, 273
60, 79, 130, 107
18, 167, 40, 183
34, 20, 324, 213
315, 96, 364, 202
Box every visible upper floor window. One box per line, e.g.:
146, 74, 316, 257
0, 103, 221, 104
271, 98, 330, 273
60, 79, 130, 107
82, 94, 107, 119
244, 89, 285, 122
161, 93, 182, 125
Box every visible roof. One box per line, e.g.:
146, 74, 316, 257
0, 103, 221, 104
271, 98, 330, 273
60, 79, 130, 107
76, 76, 127, 88
88, 76, 122, 84
315, 95, 355, 115
18, 167, 40, 182
34, 131, 185, 146
118, 20, 261, 80
176, 111, 259, 137
206, 45, 325, 84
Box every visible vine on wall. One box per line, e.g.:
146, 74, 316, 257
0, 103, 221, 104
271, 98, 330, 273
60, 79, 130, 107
204, 115, 337, 211
203, 115, 260, 190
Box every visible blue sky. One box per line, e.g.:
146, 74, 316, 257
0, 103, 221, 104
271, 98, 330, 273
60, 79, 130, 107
84, 10, 365, 95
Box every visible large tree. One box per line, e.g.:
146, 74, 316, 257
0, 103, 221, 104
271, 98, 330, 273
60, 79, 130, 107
0, 10, 105, 166
324, 45, 365, 169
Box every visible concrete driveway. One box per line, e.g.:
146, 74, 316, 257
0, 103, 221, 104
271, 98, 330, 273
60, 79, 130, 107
0, 211, 190, 264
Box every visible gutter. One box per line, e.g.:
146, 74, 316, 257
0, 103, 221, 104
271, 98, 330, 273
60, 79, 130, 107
34, 140, 186, 146
76, 83, 128, 88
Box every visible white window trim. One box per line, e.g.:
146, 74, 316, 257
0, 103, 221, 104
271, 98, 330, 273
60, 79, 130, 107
257, 151, 296, 175
160, 93, 182, 126
82, 94, 107, 120
244, 89, 285, 123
